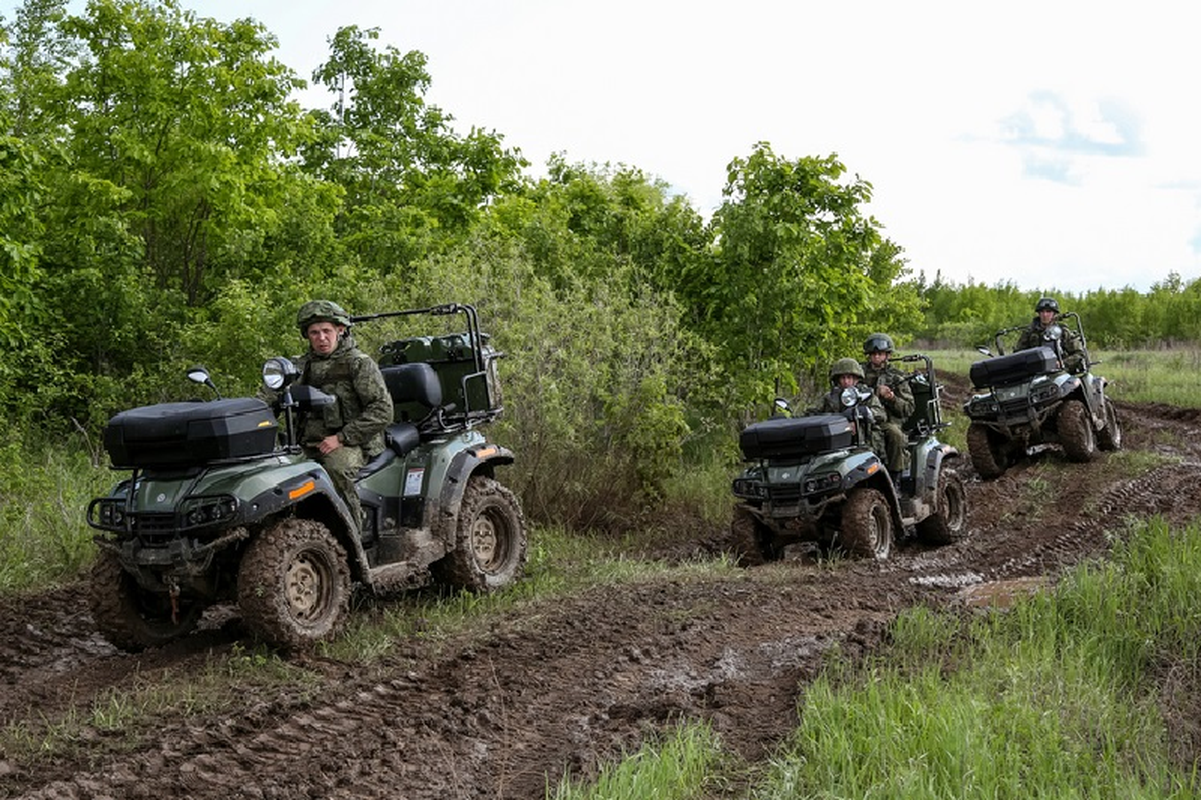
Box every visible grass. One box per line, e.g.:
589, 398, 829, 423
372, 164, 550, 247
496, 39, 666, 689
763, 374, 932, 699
556, 517, 1201, 799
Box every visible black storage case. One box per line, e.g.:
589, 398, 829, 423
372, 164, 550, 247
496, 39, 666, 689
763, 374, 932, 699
739, 414, 854, 460
104, 398, 278, 468
969, 347, 1059, 388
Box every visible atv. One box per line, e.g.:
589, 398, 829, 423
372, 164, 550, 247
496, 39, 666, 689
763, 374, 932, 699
730, 353, 968, 564
963, 311, 1122, 479
87, 303, 526, 651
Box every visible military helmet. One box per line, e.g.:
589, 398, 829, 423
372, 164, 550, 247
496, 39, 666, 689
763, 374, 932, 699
1035, 297, 1059, 313
297, 299, 351, 334
863, 333, 894, 354
829, 357, 865, 381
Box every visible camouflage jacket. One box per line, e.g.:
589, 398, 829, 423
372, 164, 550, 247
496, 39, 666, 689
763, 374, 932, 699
1016, 317, 1085, 372
808, 384, 887, 425
267, 334, 393, 457
861, 362, 915, 425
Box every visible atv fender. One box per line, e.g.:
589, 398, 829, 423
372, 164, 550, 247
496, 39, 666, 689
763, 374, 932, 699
842, 454, 905, 536
250, 467, 373, 581
436, 444, 516, 534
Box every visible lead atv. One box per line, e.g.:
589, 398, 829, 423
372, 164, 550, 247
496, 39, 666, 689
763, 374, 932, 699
730, 353, 968, 564
88, 303, 526, 651
963, 311, 1122, 479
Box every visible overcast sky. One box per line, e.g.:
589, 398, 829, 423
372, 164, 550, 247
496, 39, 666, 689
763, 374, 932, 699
9, 1, 1201, 293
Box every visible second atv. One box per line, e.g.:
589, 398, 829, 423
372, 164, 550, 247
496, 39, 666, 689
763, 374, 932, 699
730, 353, 968, 564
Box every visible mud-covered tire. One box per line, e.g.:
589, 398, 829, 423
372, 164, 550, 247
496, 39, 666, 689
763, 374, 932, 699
237, 518, 350, 650
916, 468, 969, 545
89, 549, 202, 652
839, 487, 893, 560
1057, 399, 1096, 462
438, 477, 527, 592
730, 504, 774, 567
1097, 400, 1123, 451
966, 423, 1008, 480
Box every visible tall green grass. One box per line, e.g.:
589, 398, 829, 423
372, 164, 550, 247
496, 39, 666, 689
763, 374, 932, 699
558, 517, 1201, 798
0, 436, 110, 592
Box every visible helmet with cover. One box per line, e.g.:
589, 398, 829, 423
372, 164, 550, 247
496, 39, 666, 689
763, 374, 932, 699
297, 300, 352, 335
863, 333, 894, 354
829, 357, 865, 382
1035, 297, 1059, 313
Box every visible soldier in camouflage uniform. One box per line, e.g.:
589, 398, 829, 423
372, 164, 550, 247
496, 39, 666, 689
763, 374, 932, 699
860, 333, 913, 474
1016, 297, 1085, 373
808, 358, 888, 457
273, 300, 393, 533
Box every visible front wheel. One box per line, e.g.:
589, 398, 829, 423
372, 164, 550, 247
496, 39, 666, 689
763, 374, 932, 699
917, 469, 969, 545
839, 487, 893, 560
237, 518, 350, 650
966, 423, 1008, 480
89, 549, 203, 652
730, 504, 775, 566
438, 477, 527, 592
1097, 400, 1123, 451
1057, 399, 1096, 462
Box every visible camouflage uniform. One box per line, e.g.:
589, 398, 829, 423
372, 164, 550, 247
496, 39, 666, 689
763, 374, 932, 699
807, 358, 888, 458
1016, 318, 1085, 373
266, 302, 393, 533
861, 361, 914, 473
297, 333, 392, 532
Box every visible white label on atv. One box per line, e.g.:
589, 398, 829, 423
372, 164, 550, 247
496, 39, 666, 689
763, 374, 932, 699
404, 468, 425, 496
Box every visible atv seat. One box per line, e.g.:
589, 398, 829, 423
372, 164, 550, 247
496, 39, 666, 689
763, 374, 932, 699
357, 422, 422, 479
381, 362, 444, 423
903, 374, 938, 440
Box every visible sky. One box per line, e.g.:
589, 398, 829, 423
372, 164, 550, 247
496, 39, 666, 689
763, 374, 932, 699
7, 0, 1201, 294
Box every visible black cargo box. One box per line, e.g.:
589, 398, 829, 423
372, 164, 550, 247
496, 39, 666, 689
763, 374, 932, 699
969, 346, 1059, 388
104, 398, 277, 468
739, 414, 854, 460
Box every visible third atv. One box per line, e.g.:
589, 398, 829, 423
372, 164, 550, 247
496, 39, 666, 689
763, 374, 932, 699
963, 311, 1122, 479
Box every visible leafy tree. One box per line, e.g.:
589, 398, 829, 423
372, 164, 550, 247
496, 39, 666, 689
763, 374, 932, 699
688, 143, 916, 412
306, 25, 526, 269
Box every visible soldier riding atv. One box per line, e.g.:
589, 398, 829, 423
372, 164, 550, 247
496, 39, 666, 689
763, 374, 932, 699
963, 297, 1122, 479
88, 302, 526, 651
730, 354, 967, 564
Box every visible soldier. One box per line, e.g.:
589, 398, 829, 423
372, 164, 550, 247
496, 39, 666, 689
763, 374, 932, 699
809, 358, 887, 458
1016, 297, 1084, 373
860, 333, 913, 475
272, 300, 393, 533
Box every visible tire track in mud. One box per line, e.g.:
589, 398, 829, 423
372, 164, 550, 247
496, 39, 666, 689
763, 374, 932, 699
4, 397, 1201, 799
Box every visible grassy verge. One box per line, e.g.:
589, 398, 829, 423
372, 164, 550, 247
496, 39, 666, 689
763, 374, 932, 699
556, 517, 1201, 799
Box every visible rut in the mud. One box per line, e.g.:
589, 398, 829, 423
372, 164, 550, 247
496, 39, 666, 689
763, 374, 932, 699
2, 395, 1201, 799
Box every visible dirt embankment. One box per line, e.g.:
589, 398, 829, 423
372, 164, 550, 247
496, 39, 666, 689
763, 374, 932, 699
3, 380, 1201, 799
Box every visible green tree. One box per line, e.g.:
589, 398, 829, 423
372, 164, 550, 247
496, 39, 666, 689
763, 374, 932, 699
688, 143, 916, 411
306, 25, 526, 269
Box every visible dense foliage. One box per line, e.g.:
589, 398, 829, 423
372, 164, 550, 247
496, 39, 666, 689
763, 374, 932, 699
3, 0, 1199, 530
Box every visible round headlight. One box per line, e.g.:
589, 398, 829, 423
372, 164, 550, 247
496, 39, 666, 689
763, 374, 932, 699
262, 356, 298, 391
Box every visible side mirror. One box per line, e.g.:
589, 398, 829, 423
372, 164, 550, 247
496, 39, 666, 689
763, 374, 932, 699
186, 365, 221, 399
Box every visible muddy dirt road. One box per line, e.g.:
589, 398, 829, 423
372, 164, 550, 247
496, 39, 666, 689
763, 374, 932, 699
3, 387, 1201, 799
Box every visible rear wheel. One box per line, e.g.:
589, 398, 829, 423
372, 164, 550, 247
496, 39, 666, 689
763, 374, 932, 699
966, 423, 1008, 479
1097, 400, 1123, 451
89, 550, 202, 652
237, 518, 350, 650
839, 487, 893, 560
917, 468, 969, 545
1057, 400, 1096, 462
438, 477, 527, 592
730, 504, 775, 566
